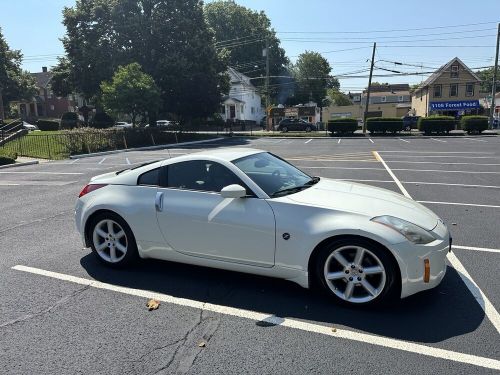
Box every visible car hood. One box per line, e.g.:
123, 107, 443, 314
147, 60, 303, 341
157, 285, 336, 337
285, 178, 438, 231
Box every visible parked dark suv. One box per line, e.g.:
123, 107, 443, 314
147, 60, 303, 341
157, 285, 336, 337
277, 118, 316, 132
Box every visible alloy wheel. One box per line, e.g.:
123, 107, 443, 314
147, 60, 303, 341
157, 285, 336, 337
323, 245, 386, 304
92, 219, 128, 263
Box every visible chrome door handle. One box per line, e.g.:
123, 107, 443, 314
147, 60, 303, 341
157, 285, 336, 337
155, 192, 164, 212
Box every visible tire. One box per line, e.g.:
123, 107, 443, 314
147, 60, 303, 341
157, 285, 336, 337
88, 212, 138, 268
314, 238, 398, 307
305, 126, 312, 132
282, 126, 288, 133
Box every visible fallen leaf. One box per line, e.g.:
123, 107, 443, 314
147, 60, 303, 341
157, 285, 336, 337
198, 341, 206, 348
331, 327, 337, 333
146, 299, 160, 311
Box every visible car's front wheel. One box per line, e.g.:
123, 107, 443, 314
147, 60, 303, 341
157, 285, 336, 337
89, 212, 138, 267
281, 126, 288, 132
314, 238, 398, 306
305, 126, 312, 132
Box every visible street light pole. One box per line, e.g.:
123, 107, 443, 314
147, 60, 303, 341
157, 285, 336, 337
363, 42, 376, 134
489, 23, 499, 128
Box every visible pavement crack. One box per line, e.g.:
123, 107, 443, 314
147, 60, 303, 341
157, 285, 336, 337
0, 284, 90, 328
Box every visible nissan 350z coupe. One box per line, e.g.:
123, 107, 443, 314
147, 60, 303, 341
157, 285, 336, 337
75, 148, 451, 307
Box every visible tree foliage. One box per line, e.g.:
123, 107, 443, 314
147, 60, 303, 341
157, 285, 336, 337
101, 63, 160, 125
327, 89, 353, 106
204, 0, 288, 100
290, 51, 332, 106
476, 67, 500, 94
55, 0, 228, 121
0, 27, 36, 117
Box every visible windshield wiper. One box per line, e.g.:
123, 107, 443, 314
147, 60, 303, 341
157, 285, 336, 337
304, 176, 320, 185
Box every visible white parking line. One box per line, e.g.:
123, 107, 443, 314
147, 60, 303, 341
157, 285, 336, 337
11, 265, 500, 371
126, 158, 131, 165
372, 152, 411, 197
398, 138, 410, 143
453, 245, 500, 254
369, 138, 374, 144
417, 201, 500, 209
98, 158, 106, 164
70, 159, 79, 164
337, 139, 341, 144
431, 138, 447, 143
334, 178, 500, 190
373, 152, 500, 336
464, 138, 487, 143
0, 182, 20, 186
305, 139, 313, 144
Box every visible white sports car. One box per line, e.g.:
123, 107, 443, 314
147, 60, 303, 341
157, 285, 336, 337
75, 148, 451, 306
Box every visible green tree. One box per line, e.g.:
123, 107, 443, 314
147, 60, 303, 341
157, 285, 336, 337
327, 89, 352, 106
204, 0, 288, 100
57, 0, 227, 121
101, 63, 160, 126
476, 67, 500, 94
0, 27, 36, 120
51, 57, 74, 98
291, 51, 332, 106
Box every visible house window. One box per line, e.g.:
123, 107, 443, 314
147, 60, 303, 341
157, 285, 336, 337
450, 84, 458, 97
50, 105, 55, 111
451, 65, 459, 78
251, 107, 255, 114
398, 95, 404, 102
434, 85, 442, 98
353, 95, 361, 102
380, 96, 387, 103
466, 83, 474, 97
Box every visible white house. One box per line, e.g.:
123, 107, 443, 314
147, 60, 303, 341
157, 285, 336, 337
221, 67, 264, 124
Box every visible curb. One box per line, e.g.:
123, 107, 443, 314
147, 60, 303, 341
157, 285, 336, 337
69, 137, 225, 159
0, 160, 39, 169
235, 134, 499, 140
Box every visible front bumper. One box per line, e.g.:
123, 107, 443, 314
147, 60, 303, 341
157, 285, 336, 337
390, 222, 450, 299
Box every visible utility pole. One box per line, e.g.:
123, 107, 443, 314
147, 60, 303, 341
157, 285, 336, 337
489, 23, 499, 128
0, 87, 4, 122
363, 42, 376, 134
264, 38, 270, 130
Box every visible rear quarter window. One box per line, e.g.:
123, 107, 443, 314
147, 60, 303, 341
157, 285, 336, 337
137, 168, 160, 186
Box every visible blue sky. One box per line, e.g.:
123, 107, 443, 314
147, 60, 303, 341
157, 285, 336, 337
1, 0, 499, 92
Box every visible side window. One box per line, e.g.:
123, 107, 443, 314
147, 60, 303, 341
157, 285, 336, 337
138, 168, 160, 186
166, 160, 249, 193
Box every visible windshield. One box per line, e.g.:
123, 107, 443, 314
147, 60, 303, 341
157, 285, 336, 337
232, 152, 318, 197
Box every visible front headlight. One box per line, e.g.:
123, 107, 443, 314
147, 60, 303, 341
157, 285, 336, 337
371, 215, 436, 244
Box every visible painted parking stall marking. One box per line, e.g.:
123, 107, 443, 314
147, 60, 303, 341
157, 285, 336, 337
11, 265, 500, 371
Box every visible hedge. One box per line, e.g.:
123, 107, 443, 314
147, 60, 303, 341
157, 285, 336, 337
92, 112, 115, 129
366, 117, 403, 134
37, 119, 60, 131
60, 112, 79, 130
327, 118, 358, 135
460, 115, 488, 134
417, 116, 456, 135
0, 149, 17, 165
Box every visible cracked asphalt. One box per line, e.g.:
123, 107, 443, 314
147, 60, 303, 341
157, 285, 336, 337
1, 135, 499, 374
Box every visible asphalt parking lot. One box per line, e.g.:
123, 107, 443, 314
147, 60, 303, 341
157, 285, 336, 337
1, 135, 499, 374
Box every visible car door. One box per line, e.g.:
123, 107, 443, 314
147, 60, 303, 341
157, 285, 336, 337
155, 159, 276, 267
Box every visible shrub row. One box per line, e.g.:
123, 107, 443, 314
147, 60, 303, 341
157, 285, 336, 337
36, 119, 60, 131
327, 118, 358, 135
417, 116, 456, 135
366, 117, 403, 134
460, 115, 488, 134
0, 149, 17, 165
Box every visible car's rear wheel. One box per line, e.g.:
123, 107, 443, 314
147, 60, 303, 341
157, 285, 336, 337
314, 238, 398, 306
89, 212, 138, 267
282, 126, 288, 132
305, 126, 312, 132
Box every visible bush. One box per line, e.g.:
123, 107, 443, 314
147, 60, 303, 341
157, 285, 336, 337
460, 115, 488, 134
91, 112, 115, 129
0, 149, 17, 165
327, 118, 358, 135
366, 117, 403, 134
37, 119, 60, 131
60, 112, 79, 130
418, 116, 456, 135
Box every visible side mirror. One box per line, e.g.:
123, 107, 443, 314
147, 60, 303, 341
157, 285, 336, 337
220, 184, 246, 199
